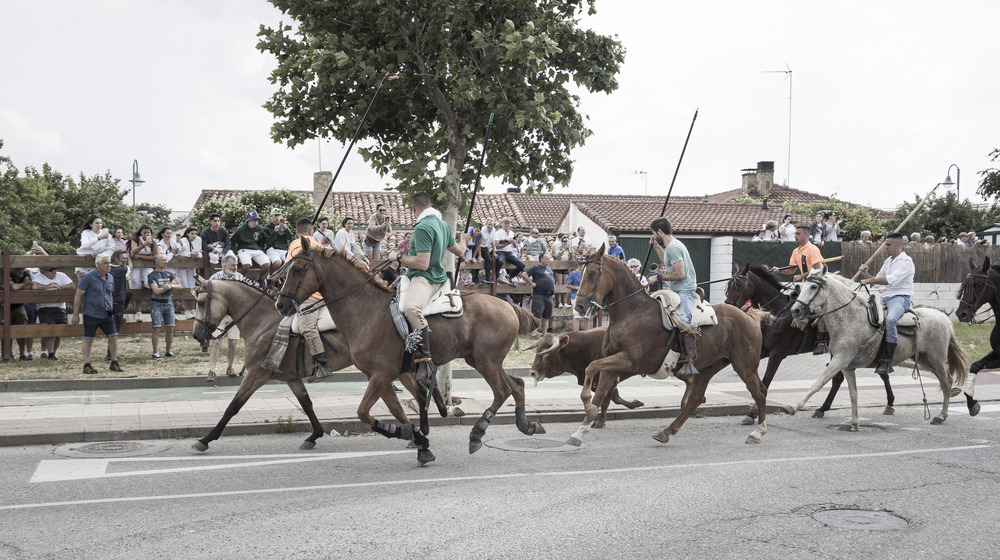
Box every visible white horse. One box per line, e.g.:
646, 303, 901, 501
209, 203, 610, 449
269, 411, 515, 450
789, 269, 969, 430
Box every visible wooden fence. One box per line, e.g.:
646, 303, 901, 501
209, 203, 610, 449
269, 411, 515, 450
1, 251, 584, 360
842, 242, 1000, 283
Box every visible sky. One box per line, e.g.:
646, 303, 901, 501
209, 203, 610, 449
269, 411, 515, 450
2, 1, 998, 214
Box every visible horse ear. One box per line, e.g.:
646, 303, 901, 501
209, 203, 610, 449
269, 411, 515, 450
596, 242, 606, 256
740, 262, 750, 274
195, 275, 205, 287
970, 256, 978, 271
984, 256, 992, 271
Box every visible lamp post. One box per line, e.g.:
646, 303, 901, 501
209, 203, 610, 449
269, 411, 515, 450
130, 159, 145, 231
942, 164, 960, 202
634, 169, 648, 195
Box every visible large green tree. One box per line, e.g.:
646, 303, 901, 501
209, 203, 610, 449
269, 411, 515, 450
189, 189, 316, 233
889, 190, 1000, 239
257, 0, 624, 229
978, 148, 1000, 200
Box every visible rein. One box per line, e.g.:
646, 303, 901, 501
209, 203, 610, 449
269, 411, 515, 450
195, 280, 266, 341
279, 250, 393, 310
796, 277, 860, 320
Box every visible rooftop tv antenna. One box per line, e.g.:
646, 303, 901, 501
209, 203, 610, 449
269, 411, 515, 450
764, 64, 792, 187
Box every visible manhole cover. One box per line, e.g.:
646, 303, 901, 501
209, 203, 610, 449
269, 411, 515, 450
485, 437, 583, 453
825, 423, 887, 432
812, 509, 908, 530
54, 440, 172, 458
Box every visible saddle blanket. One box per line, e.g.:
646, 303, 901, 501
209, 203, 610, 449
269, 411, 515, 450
866, 293, 917, 329
650, 289, 718, 329
290, 305, 336, 334
396, 275, 464, 318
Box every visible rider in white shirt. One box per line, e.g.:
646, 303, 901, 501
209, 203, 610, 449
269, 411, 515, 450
857, 232, 914, 373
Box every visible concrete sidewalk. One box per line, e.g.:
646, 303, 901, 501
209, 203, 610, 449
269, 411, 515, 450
0, 353, 994, 447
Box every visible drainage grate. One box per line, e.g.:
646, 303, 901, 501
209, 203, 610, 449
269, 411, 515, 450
485, 437, 583, 453
54, 440, 172, 458
812, 509, 908, 530
825, 423, 888, 432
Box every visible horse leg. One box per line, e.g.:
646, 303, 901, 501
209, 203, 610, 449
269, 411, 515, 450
286, 379, 326, 450
791, 356, 855, 416
192, 370, 270, 452
653, 367, 717, 444
469, 366, 513, 454
737, 363, 769, 444
744, 355, 781, 425
588, 372, 622, 430
363, 373, 433, 466
568, 354, 630, 446
609, 388, 644, 410
879, 372, 895, 415
506, 373, 546, 437
814, 371, 845, 419
963, 353, 994, 417
838, 369, 860, 431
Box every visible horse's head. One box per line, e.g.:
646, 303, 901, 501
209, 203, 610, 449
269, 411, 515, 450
790, 268, 829, 320
275, 236, 323, 317
956, 255, 994, 322
574, 243, 619, 317
724, 262, 753, 306
192, 278, 224, 344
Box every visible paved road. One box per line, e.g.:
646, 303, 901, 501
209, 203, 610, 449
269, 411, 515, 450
2, 407, 999, 559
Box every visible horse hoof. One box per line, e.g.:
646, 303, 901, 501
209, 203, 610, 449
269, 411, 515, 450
882, 406, 895, 416
740, 415, 755, 426
191, 441, 208, 452
970, 402, 981, 417
469, 440, 482, 454
652, 432, 670, 444
628, 400, 644, 409
745, 434, 761, 444
532, 422, 546, 435
949, 387, 963, 398
591, 420, 605, 429
811, 410, 825, 419
930, 416, 946, 425
417, 449, 435, 466
566, 436, 583, 447
299, 441, 316, 450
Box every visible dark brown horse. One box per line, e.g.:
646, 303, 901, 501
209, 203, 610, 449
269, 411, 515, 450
274, 238, 543, 465
953, 256, 996, 416
725, 263, 898, 421
190, 278, 433, 451
572, 247, 770, 446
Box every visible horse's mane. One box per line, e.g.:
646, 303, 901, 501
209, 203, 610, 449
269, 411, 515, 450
211, 277, 275, 301
749, 265, 788, 293
304, 237, 394, 293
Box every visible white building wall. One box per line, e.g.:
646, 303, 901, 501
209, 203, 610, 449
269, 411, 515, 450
709, 236, 734, 303
555, 202, 609, 247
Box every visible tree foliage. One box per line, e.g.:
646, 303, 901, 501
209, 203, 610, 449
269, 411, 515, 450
977, 148, 1000, 200
888, 190, 1000, 239
781, 198, 886, 241
257, 0, 624, 227
188, 190, 316, 233
0, 140, 175, 255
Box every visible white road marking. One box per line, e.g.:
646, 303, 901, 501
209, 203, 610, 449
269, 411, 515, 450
952, 403, 1000, 416
202, 390, 277, 395
21, 395, 110, 400
5, 444, 987, 511
30, 450, 411, 483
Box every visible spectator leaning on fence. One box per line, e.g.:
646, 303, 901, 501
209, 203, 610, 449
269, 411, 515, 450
76, 214, 115, 279
147, 254, 180, 360
32, 264, 75, 361
364, 203, 392, 262
523, 228, 547, 261
200, 213, 233, 265
314, 216, 336, 249
607, 235, 626, 260
176, 227, 202, 319
8, 265, 32, 360
858, 231, 872, 245
72, 254, 122, 374
232, 210, 271, 284
264, 208, 295, 274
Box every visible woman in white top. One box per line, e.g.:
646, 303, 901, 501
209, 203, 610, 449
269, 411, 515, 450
76, 214, 115, 278
313, 216, 337, 249
823, 211, 842, 242
777, 215, 797, 242
176, 227, 203, 318
128, 224, 157, 290
156, 226, 181, 274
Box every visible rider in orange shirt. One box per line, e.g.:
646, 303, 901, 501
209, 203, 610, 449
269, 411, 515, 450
772, 224, 828, 353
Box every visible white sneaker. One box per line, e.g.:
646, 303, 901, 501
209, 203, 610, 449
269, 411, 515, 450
135, 311, 143, 322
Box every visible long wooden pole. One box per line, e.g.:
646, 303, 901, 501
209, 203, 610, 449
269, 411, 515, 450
640, 109, 698, 274
850, 182, 947, 281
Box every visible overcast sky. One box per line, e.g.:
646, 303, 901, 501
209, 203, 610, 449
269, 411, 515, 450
2, 1, 998, 214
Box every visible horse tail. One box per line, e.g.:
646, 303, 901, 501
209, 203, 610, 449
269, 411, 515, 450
744, 307, 774, 328
510, 302, 540, 335
947, 332, 970, 391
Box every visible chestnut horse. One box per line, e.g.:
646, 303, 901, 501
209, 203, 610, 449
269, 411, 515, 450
190, 278, 435, 452
275, 238, 543, 466
573, 248, 770, 447
725, 263, 898, 422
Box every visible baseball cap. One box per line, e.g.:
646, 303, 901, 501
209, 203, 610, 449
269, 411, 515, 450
246, 210, 261, 221
270, 208, 283, 216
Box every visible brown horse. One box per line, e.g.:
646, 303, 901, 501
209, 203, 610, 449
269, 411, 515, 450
573, 247, 769, 446
274, 237, 543, 466
190, 277, 433, 452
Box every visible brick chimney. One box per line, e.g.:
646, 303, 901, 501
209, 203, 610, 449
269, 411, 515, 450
740, 161, 775, 198
313, 171, 332, 209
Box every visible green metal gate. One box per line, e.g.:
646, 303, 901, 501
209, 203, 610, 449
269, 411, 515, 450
618, 236, 711, 284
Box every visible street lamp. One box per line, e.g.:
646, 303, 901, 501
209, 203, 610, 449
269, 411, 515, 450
942, 164, 960, 202
130, 159, 145, 231
634, 169, 648, 195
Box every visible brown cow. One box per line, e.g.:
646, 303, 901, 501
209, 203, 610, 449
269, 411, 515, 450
526, 327, 643, 428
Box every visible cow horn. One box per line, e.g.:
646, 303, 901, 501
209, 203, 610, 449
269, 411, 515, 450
195, 275, 206, 287
538, 335, 560, 355
523, 339, 542, 351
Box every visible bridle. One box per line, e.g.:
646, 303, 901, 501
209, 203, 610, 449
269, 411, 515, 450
576, 255, 646, 313
793, 274, 859, 320
725, 271, 794, 312
958, 272, 999, 323
276, 249, 393, 312
194, 278, 265, 341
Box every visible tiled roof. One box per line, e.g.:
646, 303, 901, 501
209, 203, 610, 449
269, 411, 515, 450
188, 186, 854, 235
190, 189, 314, 216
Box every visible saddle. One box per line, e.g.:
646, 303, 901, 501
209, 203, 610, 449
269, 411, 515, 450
396, 275, 464, 318
290, 305, 337, 334
650, 289, 718, 330
865, 293, 917, 331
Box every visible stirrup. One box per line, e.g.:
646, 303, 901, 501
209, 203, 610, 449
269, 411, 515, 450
415, 358, 436, 381
813, 341, 828, 355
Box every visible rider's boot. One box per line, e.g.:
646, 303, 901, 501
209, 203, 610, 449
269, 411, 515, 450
675, 332, 700, 377
875, 341, 896, 375
310, 353, 334, 381
813, 331, 829, 355
413, 327, 437, 382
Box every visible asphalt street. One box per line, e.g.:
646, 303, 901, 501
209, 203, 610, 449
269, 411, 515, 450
1, 404, 999, 560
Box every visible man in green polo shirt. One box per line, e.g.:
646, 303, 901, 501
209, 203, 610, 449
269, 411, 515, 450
391, 191, 470, 380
